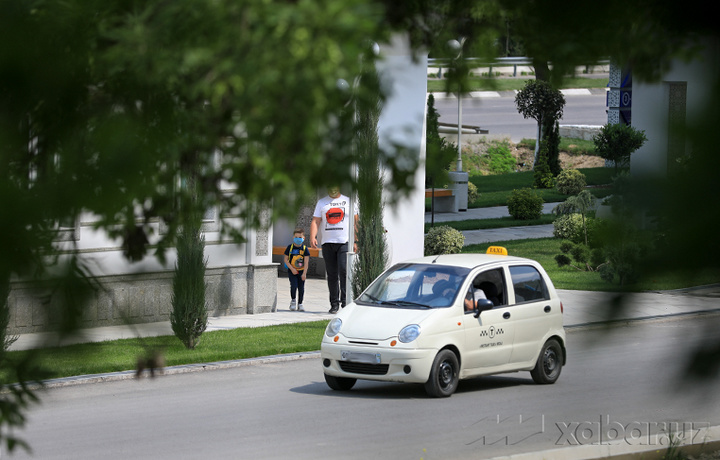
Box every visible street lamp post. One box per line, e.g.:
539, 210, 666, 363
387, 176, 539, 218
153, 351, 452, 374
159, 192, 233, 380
447, 38, 465, 172
446, 38, 469, 212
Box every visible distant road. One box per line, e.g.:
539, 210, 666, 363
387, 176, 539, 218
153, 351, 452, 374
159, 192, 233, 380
433, 89, 609, 143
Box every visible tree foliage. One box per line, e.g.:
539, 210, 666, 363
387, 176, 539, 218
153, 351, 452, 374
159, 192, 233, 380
171, 175, 208, 350
515, 80, 565, 166
1, 0, 720, 450
515, 80, 565, 126
352, 68, 387, 298
552, 190, 597, 246
425, 94, 457, 188
0, 0, 416, 450
593, 123, 648, 170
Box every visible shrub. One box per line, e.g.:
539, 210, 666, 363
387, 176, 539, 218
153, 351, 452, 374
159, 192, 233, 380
593, 123, 647, 171
424, 225, 464, 255
554, 214, 600, 246
467, 181, 479, 204
171, 221, 208, 350
552, 190, 597, 246
507, 188, 544, 220
599, 242, 643, 286
556, 169, 586, 195
533, 141, 555, 189
555, 240, 605, 272
595, 219, 650, 286
553, 213, 585, 242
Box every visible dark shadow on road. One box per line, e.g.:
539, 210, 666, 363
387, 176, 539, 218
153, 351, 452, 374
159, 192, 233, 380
292, 373, 531, 399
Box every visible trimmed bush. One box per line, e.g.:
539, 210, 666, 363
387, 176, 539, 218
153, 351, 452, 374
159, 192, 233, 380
553, 213, 585, 242
424, 225, 464, 255
467, 181, 479, 204
507, 188, 544, 220
556, 169, 586, 195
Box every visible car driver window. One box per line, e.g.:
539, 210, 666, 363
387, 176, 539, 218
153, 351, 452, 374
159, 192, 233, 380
470, 268, 505, 308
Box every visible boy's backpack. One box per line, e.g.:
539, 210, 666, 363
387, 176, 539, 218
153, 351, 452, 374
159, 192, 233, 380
286, 244, 307, 270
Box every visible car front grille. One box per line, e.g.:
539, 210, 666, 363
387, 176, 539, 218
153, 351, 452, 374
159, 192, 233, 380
339, 361, 389, 375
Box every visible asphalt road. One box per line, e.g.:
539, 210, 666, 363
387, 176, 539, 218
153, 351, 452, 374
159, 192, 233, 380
434, 91, 609, 143
11, 314, 720, 460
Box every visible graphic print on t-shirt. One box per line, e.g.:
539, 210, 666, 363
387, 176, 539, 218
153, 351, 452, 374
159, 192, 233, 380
326, 207, 345, 225
314, 194, 355, 244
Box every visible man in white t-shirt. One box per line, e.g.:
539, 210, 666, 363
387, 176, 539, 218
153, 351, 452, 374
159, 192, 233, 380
310, 186, 358, 314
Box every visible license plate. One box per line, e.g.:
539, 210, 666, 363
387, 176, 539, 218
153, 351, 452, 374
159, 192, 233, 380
341, 351, 381, 364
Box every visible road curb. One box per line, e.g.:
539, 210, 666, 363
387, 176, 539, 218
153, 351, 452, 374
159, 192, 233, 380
28, 308, 720, 389
35, 351, 321, 389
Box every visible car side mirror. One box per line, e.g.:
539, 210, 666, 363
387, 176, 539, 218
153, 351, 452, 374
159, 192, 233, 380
473, 299, 494, 318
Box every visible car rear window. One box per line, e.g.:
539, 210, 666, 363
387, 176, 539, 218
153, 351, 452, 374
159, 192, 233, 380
509, 265, 549, 303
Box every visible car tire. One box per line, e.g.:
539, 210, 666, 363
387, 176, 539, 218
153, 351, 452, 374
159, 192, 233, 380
324, 373, 357, 391
530, 339, 563, 384
424, 349, 459, 398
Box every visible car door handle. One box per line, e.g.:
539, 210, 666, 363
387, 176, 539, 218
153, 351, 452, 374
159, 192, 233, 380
544, 305, 551, 313
503, 312, 511, 319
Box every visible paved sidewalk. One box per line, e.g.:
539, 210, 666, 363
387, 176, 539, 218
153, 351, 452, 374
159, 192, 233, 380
426, 203, 556, 245
11, 276, 720, 352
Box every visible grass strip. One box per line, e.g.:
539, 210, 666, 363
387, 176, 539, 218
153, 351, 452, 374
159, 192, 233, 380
5, 321, 328, 381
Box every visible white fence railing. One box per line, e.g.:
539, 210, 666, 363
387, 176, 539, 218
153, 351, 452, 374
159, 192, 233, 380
428, 57, 610, 78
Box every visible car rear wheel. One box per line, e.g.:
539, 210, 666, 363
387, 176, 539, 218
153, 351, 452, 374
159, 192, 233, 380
324, 373, 357, 391
531, 339, 563, 384
424, 349, 459, 397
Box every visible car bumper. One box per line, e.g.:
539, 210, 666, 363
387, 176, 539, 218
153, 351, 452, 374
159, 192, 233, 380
321, 340, 436, 384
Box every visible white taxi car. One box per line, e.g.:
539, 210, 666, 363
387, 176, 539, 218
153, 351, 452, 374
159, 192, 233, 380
320, 247, 566, 397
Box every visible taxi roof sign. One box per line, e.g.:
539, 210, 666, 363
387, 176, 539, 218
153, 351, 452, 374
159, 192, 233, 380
486, 246, 508, 256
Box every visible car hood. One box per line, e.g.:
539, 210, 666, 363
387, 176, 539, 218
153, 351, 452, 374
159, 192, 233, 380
338, 304, 438, 341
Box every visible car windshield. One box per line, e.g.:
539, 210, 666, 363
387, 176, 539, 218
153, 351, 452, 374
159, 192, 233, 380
357, 263, 471, 309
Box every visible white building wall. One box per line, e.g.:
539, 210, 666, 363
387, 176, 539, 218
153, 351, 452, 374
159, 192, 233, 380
376, 34, 427, 265
631, 39, 720, 177
271, 33, 428, 267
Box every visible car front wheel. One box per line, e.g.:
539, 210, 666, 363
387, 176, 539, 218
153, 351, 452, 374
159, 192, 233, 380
424, 349, 459, 397
531, 339, 563, 384
324, 373, 357, 391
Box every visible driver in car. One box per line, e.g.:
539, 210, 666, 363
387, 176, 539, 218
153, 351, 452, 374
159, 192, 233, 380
464, 286, 486, 312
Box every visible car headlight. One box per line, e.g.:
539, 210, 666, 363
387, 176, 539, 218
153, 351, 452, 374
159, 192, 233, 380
398, 324, 421, 343
325, 318, 342, 337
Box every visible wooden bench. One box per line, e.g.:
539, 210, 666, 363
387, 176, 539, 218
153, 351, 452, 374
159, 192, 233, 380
425, 188, 457, 213
272, 246, 320, 257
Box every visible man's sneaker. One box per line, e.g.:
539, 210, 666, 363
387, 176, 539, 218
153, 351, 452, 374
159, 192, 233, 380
289, 300, 297, 311
329, 306, 339, 314
297, 304, 305, 312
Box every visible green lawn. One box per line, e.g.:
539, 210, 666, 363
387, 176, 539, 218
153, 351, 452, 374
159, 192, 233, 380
463, 238, 720, 292
425, 166, 620, 210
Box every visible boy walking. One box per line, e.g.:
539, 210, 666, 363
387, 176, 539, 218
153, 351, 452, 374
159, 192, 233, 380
284, 228, 311, 311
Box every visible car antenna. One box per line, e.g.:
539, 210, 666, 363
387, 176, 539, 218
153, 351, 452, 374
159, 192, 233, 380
431, 254, 441, 264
